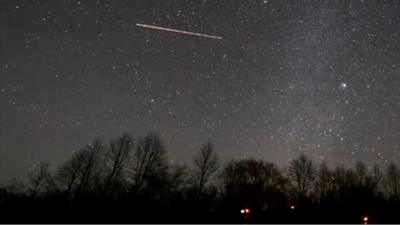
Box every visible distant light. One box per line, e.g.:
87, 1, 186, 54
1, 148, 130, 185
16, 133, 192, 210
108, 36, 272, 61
363, 216, 369, 224
290, 205, 296, 210
240, 208, 250, 215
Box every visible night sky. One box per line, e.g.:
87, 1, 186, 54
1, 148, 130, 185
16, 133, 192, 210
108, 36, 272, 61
1, 0, 399, 181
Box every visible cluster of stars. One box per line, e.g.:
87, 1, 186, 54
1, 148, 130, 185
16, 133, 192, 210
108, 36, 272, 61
0, 0, 399, 180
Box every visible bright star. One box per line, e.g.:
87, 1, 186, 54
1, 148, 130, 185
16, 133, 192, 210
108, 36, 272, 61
339, 82, 347, 90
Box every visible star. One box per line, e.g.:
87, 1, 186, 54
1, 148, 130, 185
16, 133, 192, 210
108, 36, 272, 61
339, 82, 347, 90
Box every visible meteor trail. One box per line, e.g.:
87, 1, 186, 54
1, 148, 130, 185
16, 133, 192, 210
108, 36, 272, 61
136, 23, 222, 40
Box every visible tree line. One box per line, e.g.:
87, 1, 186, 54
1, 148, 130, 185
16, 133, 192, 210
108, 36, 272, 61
1, 133, 400, 223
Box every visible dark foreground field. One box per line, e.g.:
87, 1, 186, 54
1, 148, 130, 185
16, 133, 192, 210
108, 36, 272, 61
1, 193, 400, 223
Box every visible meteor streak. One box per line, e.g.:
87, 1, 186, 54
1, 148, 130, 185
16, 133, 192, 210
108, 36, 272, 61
136, 23, 222, 40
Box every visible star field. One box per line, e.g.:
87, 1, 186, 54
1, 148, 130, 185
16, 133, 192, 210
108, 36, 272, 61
0, 0, 399, 180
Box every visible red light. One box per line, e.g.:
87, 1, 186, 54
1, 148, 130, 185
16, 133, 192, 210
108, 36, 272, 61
290, 205, 296, 210
241, 208, 250, 214
363, 216, 369, 222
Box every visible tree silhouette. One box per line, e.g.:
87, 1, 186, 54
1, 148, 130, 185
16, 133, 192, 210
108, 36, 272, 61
168, 164, 189, 193
371, 163, 383, 195
55, 140, 104, 197
192, 141, 219, 198
385, 163, 400, 199
3, 132, 400, 223
103, 133, 133, 195
129, 133, 167, 192
288, 154, 315, 197
354, 161, 367, 186
314, 161, 333, 201
222, 159, 287, 212
28, 162, 56, 197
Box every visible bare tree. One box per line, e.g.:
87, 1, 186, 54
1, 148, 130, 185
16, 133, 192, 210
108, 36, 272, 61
129, 133, 167, 191
351, 162, 382, 194
192, 142, 219, 197
75, 140, 104, 194
371, 163, 383, 194
385, 163, 400, 199
103, 133, 134, 194
56, 153, 84, 196
288, 154, 316, 196
222, 159, 287, 210
332, 165, 360, 198
354, 161, 367, 186
263, 162, 287, 190
314, 162, 333, 201
223, 159, 285, 191
55, 140, 104, 197
168, 164, 190, 193
28, 162, 56, 197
